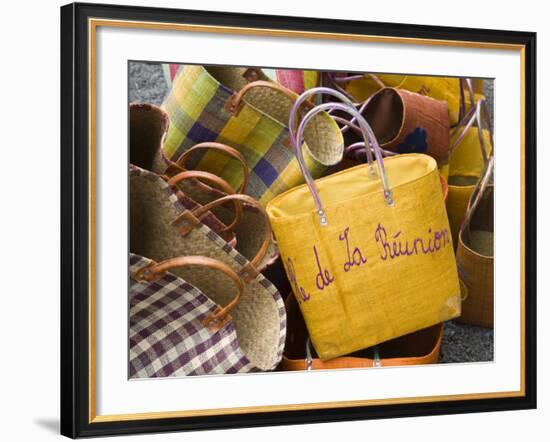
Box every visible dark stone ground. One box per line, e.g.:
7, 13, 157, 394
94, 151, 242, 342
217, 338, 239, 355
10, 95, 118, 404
128, 61, 494, 363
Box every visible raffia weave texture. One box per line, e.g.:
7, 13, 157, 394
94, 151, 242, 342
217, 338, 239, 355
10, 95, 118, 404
130, 165, 286, 373
267, 154, 461, 360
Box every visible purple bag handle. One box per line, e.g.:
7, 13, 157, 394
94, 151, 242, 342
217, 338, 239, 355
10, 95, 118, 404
344, 141, 397, 161
321, 73, 384, 136
450, 98, 493, 166
460, 156, 494, 234
459, 78, 476, 122
293, 100, 394, 226
288, 87, 375, 167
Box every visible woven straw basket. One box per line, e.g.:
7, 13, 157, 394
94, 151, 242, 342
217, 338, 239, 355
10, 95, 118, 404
130, 165, 286, 372
456, 158, 494, 328
130, 103, 277, 255
130, 253, 263, 377
165, 142, 280, 271
130, 103, 242, 245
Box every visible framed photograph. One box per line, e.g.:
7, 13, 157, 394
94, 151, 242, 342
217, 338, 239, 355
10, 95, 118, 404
60, 2, 536, 438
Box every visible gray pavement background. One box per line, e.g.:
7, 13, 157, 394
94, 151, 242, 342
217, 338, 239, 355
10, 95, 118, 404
129, 61, 494, 363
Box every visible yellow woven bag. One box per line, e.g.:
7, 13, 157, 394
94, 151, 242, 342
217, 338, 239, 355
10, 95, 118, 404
446, 100, 493, 247
266, 90, 461, 360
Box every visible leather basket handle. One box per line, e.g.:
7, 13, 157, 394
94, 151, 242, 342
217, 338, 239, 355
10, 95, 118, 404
192, 194, 272, 277
133, 255, 244, 330
226, 80, 298, 116
167, 170, 242, 234
174, 142, 250, 194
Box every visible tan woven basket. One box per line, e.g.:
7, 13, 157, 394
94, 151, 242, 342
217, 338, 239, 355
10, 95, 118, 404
456, 159, 494, 328
129, 104, 245, 246
130, 165, 286, 370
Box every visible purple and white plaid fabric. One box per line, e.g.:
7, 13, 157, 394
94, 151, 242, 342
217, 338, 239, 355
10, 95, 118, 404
129, 254, 258, 378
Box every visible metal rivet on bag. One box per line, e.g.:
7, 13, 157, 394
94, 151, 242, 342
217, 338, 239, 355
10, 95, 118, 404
318, 209, 328, 226
373, 346, 382, 368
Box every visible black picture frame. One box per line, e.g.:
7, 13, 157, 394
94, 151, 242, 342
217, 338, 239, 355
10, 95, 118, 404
60, 2, 537, 438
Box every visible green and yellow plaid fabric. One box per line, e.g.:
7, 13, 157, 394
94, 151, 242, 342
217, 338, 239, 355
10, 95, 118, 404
162, 65, 342, 206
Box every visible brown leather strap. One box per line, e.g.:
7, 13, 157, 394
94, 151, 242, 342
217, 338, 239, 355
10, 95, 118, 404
192, 194, 271, 276
167, 170, 235, 194
166, 170, 242, 234
174, 142, 250, 193
133, 256, 244, 330
226, 80, 296, 116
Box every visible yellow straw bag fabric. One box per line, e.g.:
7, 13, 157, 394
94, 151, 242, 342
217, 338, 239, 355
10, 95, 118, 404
266, 93, 461, 360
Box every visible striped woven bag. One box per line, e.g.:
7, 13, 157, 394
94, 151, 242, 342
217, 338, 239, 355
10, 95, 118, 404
161, 65, 343, 205
130, 165, 286, 374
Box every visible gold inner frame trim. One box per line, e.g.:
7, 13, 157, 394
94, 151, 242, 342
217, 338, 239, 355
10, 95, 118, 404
88, 18, 527, 423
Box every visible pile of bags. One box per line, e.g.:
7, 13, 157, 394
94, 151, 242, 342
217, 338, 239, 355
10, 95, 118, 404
129, 65, 494, 378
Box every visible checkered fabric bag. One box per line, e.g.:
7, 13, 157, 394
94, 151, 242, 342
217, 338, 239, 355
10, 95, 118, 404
161, 64, 344, 205
130, 254, 259, 377
130, 165, 286, 377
